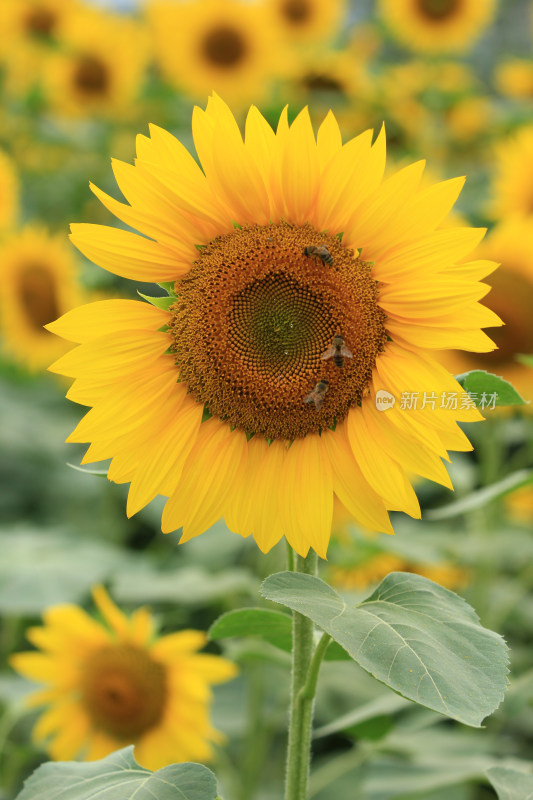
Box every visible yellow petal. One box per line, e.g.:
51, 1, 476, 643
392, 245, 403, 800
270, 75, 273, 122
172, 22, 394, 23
69, 224, 183, 282
45, 299, 169, 343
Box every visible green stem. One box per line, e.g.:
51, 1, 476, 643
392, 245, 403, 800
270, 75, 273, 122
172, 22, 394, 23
285, 549, 328, 800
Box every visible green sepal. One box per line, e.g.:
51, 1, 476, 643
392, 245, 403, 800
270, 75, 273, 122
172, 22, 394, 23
138, 291, 175, 311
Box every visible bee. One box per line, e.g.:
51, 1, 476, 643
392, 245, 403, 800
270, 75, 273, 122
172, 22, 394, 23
303, 244, 334, 266
321, 334, 353, 368
304, 378, 330, 410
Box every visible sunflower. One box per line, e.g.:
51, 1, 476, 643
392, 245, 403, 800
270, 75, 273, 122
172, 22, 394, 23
264, 0, 346, 45
0, 148, 19, 232
490, 125, 533, 219
0, 0, 81, 98
0, 226, 82, 371
378, 0, 497, 54
329, 555, 468, 591
147, 0, 281, 107
42, 6, 149, 118
10, 586, 237, 770
0, 0, 78, 46
495, 59, 533, 100
48, 95, 499, 559
441, 218, 533, 405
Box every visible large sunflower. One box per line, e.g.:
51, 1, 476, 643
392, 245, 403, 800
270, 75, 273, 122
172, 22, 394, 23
147, 0, 281, 107
490, 125, 533, 219
379, 0, 497, 54
48, 95, 499, 559
441, 217, 533, 405
0, 226, 82, 371
10, 586, 237, 770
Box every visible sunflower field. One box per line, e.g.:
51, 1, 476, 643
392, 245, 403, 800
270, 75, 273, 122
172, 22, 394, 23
1, 1, 533, 799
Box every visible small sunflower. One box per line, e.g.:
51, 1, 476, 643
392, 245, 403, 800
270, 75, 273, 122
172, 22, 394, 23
379, 0, 497, 54
0, 148, 19, 232
329, 554, 468, 591
264, 0, 346, 45
0, 0, 78, 45
48, 95, 499, 559
10, 586, 237, 770
147, 0, 281, 107
0, 226, 82, 371
490, 125, 533, 219
42, 6, 149, 118
441, 218, 533, 405
495, 59, 533, 100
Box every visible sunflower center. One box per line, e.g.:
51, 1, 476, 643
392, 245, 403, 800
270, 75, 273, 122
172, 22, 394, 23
417, 0, 460, 20
16, 263, 60, 332
202, 25, 247, 68
74, 55, 109, 96
169, 222, 387, 441
281, 0, 312, 24
302, 71, 345, 93
475, 269, 533, 367
24, 6, 57, 37
81, 644, 167, 739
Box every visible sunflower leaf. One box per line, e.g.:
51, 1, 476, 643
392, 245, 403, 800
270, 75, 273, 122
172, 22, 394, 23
260, 571, 509, 727
14, 746, 218, 800
486, 766, 533, 798
425, 468, 533, 520
455, 370, 528, 407
138, 291, 175, 311
208, 607, 349, 661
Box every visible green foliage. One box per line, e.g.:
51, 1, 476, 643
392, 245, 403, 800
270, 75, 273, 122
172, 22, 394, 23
455, 370, 527, 407
209, 607, 349, 660
14, 747, 217, 800
425, 468, 533, 520
261, 571, 509, 726
0, 529, 125, 615
486, 766, 533, 799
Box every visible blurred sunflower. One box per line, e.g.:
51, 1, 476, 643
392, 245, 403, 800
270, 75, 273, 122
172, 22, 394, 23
441, 218, 533, 404
281, 48, 373, 134
11, 586, 237, 770
0, 148, 19, 232
490, 125, 533, 219
147, 0, 281, 107
379, 0, 497, 54
48, 95, 499, 559
495, 59, 533, 100
42, 6, 149, 118
329, 554, 468, 591
0, 0, 78, 45
0, 226, 82, 371
0, 0, 80, 97
264, 0, 346, 45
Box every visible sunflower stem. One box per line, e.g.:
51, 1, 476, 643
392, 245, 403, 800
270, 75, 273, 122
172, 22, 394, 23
285, 549, 325, 800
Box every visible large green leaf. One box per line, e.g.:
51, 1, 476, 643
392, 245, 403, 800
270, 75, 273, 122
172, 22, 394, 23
486, 767, 533, 799
455, 370, 527, 406
261, 572, 508, 726
209, 608, 349, 661
15, 747, 217, 800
